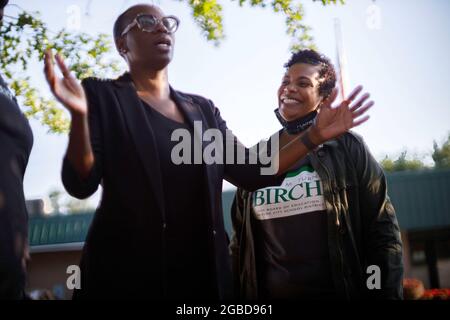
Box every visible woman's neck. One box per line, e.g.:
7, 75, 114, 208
275, 109, 318, 135
129, 66, 170, 99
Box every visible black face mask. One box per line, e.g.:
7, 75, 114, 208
274, 108, 318, 135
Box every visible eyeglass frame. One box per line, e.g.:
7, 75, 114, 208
121, 13, 180, 37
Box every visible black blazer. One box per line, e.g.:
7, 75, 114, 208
62, 73, 283, 299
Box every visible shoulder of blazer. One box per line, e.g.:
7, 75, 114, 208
80, 77, 118, 117
176, 90, 213, 108
81, 77, 117, 102
81, 77, 115, 83
173, 89, 219, 118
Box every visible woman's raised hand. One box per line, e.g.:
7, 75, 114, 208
311, 85, 373, 144
44, 49, 88, 116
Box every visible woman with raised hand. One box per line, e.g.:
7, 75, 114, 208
44, 4, 371, 300
230, 49, 403, 301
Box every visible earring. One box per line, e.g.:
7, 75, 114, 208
120, 49, 128, 54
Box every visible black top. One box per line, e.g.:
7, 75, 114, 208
141, 100, 216, 300
252, 157, 336, 300
0, 74, 33, 299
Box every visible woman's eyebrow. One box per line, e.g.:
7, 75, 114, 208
295, 76, 312, 82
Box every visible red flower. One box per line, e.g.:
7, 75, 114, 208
421, 289, 450, 300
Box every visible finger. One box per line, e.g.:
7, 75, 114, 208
349, 93, 370, 112
322, 87, 338, 109
345, 85, 363, 103
353, 101, 374, 118
55, 53, 71, 78
43, 49, 51, 74
352, 115, 370, 127
44, 49, 56, 88
63, 77, 80, 94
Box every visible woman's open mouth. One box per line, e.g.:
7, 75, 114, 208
281, 96, 302, 105
154, 37, 172, 50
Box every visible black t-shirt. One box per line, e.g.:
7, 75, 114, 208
0, 74, 33, 299
251, 156, 336, 300
141, 100, 216, 300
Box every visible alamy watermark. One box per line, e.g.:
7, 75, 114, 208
66, 265, 81, 290
66, 263, 382, 291
170, 121, 279, 175
366, 265, 381, 290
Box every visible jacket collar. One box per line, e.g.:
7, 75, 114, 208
113, 72, 203, 124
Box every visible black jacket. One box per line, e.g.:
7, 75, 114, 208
230, 132, 404, 300
0, 75, 33, 299
62, 73, 284, 299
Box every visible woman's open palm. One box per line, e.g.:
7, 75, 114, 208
44, 49, 87, 115
315, 85, 373, 142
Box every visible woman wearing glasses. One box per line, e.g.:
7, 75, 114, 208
44, 4, 371, 300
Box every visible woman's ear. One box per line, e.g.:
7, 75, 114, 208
116, 37, 128, 56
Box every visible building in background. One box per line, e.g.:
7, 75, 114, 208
27, 213, 92, 299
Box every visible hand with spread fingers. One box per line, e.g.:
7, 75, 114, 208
43, 49, 87, 116
311, 85, 374, 144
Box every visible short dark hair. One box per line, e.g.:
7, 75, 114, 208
284, 49, 336, 99
113, 7, 134, 40
0, 0, 9, 9
113, 4, 160, 41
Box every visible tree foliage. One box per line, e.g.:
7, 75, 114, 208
432, 134, 450, 169
380, 134, 450, 172
183, 0, 343, 48
380, 151, 427, 173
1, 10, 121, 133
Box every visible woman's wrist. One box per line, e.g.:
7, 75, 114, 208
300, 129, 317, 151
70, 108, 88, 121
301, 125, 324, 151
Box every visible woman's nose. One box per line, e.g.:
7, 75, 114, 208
154, 20, 169, 33
284, 84, 296, 93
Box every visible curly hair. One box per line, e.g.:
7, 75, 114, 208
284, 49, 337, 99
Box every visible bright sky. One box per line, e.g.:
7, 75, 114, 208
5, 0, 449, 204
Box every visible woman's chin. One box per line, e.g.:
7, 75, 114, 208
279, 105, 308, 121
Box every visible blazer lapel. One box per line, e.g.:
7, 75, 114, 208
170, 88, 206, 161
113, 73, 166, 217
171, 89, 219, 225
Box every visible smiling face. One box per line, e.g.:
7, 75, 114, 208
115, 5, 176, 71
277, 63, 324, 121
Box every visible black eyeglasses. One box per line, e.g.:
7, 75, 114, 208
121, 14, 180, 36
